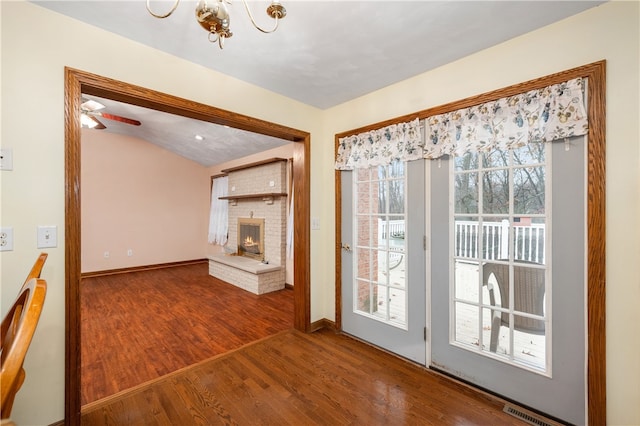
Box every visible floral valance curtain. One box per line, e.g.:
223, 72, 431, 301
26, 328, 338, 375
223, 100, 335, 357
335, 118, 422, 170
423, 77, 588, 159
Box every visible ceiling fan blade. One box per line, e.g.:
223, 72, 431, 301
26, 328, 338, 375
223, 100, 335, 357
81, 99, 105, 112
98, 112, 141, 126
91, 116, 107, 130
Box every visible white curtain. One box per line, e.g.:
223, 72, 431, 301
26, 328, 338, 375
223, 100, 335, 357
335, 118, 423, 170
208, 176, 228, 245
286, 185, 294, 259
423, 77, 588, 159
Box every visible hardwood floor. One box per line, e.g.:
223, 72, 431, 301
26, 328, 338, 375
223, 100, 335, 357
81, 262, 294, 405
81, 328, 530, 425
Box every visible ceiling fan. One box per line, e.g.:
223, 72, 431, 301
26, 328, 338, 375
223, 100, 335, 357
80, 98, 142, 129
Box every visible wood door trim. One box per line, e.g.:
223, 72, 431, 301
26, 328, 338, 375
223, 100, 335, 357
65, 67, 311, 425
334, 60, 606, 425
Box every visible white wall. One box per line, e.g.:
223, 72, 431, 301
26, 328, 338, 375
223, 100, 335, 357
1, 1, 638, 425
323, 2, 639, 425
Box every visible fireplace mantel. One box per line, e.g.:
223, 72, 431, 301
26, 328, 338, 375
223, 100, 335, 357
219, 192, 287, 205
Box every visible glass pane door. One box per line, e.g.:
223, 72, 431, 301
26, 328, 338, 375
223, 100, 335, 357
354, 161, 407, 328
341, 160, 426, 364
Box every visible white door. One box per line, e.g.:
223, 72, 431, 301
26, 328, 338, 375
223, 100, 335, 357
429, 139, 586, 424
341, 160, 426, 364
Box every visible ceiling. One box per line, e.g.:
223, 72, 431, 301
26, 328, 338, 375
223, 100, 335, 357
35, 0, 605, 167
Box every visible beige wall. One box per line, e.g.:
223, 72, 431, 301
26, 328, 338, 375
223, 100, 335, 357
1, 1, 638, 425
81, 130, 210, 272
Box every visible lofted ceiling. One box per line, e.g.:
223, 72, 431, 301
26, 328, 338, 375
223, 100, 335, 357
36, 0, 605, 167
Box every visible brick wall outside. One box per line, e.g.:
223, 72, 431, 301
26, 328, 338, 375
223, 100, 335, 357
355, 168, 380, 313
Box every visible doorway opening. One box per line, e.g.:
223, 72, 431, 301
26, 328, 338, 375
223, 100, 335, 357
65, 67, 311, 425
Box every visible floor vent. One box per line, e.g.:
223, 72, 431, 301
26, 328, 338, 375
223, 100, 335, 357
503, 405, 555, 426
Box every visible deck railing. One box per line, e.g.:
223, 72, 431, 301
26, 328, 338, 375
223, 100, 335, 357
379, 219, 545, 264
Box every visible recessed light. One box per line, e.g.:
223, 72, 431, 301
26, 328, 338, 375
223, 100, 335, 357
195, 134, 204, 141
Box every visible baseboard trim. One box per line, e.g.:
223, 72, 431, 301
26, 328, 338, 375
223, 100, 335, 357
309, 318, 336, 332
81, 259, 208, 278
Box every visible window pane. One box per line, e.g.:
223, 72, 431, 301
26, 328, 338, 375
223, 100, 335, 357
356, 167, 371, 182
482, 169, 509, 214
388, 288, 406, 326
513, 220, 546, 264
483, 148, 509, 169
482, 262, 505, 308
483, 307, 510, 355
455, 152, 479, 171
387, 160, 405, 178
356, 180, 372, 214
455, 259, 479, 303
513, 142, 545, 166
372, 285, 388, 318
388, 179, 405, 214
482, 218, 510, 261
512, 319, 546, 369
356, 215, 372, 247
454, 217, 478, 259
388, 215, 405, 245
455, 172, 478, 214
455, 302, 479, 347
490, 312, 511, 356
356, 279, 373, 314
512, 266, 546, 318
513, 166, 545, 214
356, 248, 372, 281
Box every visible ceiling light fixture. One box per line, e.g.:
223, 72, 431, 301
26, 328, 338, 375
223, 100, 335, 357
146, 0, 286, 49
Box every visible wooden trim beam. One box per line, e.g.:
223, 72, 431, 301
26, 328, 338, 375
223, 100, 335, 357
65, 67, 311, 425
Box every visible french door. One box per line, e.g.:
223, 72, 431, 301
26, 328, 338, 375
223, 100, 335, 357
341, 160, 426, 364
430, 139, 587, 424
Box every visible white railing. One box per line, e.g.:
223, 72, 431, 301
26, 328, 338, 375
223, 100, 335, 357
379, 219, 405, 239
378, 219, 545, 264
455, 219, 545, 264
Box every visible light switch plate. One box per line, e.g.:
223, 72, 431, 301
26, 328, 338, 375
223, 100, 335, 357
0, 149, 14, 171
37, 225, 58, 248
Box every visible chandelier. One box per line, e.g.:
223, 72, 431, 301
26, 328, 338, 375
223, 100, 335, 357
146, 0, 286, 49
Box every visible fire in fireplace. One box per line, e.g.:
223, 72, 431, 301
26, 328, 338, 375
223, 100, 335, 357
238, 218, 265, 261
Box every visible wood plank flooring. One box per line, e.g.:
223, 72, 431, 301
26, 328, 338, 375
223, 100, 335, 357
81, 328, 529, 425
81, 262, 293, 405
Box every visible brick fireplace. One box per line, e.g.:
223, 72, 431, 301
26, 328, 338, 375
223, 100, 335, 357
208, 158, 287, 294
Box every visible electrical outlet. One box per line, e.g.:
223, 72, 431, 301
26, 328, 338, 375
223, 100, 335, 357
127, 249, 133, 256
0, 227, 14, 251
104, 251, 110, 258
0, 228, 13, 250
0, 149, 13, 171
